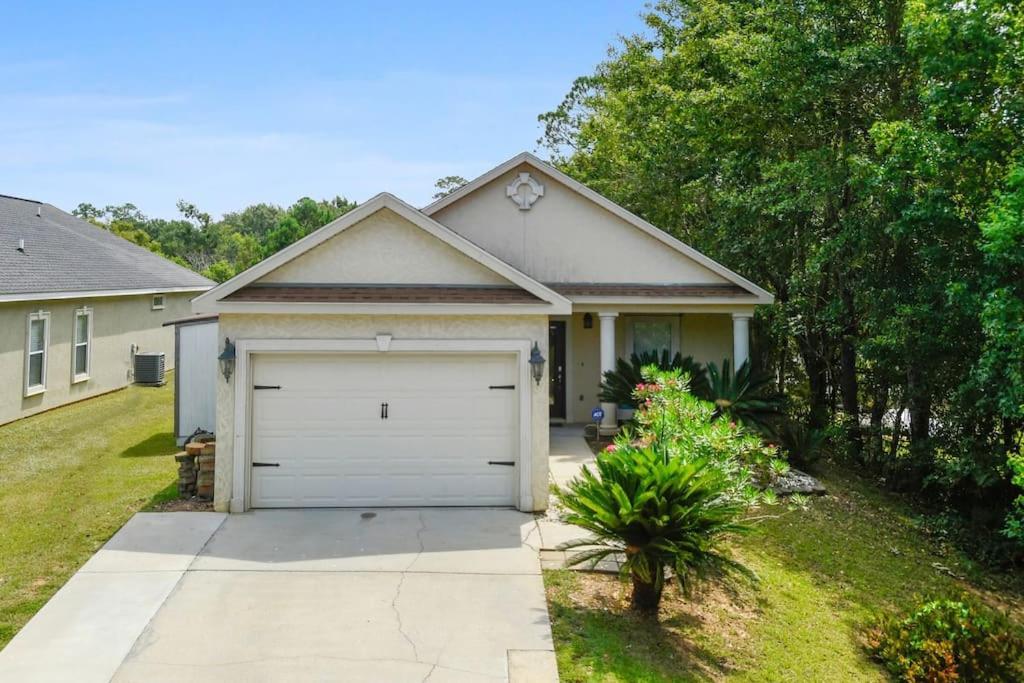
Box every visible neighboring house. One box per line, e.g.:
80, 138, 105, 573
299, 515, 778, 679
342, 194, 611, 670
192, 152, 774, 514
0, 194, 213, 425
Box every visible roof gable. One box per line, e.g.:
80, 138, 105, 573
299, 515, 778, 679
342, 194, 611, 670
423, 153, 774, 304
193, 193, 571, 314
255, 206, 510, 287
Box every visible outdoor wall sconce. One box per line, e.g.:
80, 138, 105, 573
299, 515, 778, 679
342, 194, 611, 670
218, 337, 236, 382
529, 341, 546, 386
583, 312, 593, 329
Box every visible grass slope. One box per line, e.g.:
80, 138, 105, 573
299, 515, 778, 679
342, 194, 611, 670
0, 380, 179, 650
546, 465, 1024, 682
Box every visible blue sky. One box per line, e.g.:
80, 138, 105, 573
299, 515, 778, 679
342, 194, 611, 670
0, 2, 645, 218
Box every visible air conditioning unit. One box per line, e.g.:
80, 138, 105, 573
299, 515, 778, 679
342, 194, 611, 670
134, 351, 166, 386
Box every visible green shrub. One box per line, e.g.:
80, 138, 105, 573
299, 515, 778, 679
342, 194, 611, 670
1002, 449, 1024, 545
864, 599, 1024, 682
599, 351, 709, 408
776, 420, 829, 469
557, 367, 786, 615
704, 359, 782, 435
556, 446, 750, 614
631, 367, 786, 490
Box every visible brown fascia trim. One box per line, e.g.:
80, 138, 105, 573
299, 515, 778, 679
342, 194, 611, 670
224, 283, 543, 304
546, 283, 753, 298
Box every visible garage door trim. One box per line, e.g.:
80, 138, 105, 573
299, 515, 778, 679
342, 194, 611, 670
230, 338, 535, 512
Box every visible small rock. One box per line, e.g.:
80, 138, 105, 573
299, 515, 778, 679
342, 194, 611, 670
772, 468, 827, 496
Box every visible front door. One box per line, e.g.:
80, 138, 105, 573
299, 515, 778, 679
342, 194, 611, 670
549, 321, 567, 420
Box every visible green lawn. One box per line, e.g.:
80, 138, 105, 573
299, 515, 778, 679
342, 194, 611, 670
545, 465, 1024, 682
0, 378, 179, 650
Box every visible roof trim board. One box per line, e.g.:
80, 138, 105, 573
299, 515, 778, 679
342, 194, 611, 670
0, 286, 210, 304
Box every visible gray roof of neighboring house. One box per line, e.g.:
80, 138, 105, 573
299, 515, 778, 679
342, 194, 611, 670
0, 194, 213, 298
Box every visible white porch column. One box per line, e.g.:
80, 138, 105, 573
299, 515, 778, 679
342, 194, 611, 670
732, 313, 752, 371
599, 312, 618, 432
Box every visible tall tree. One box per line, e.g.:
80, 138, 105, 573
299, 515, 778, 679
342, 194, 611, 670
538, 0, 1024, 545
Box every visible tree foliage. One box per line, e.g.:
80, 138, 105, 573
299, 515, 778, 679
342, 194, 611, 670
432, 175, 469, 199
540, 0, 1024, 559
75, 195, 356, 282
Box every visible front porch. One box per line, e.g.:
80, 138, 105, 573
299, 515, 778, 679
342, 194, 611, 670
547, 309, 753, 428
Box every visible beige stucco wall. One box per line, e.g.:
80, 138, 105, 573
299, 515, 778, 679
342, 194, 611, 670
259, 208, 509, 286
214, 313, 550, 513
681, 313, 734, 367
0, 292, 194, 425
560, 312, 734, 422
431, 163, 731, 285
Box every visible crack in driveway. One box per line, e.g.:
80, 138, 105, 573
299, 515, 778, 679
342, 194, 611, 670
391, 510, 428, 664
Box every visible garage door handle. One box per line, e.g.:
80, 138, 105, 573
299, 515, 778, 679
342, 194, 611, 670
254, 385, 281, 390
489, 385, 515, 390
252, 462, 280, 467
487, 461, 515, 466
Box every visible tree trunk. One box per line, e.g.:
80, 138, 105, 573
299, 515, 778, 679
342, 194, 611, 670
889, 405, 905, 462
630, 573, 664, 615
868, 380, 889, 464
839, 287, 862, 459
907, 366, 930, 446
798, 334, 829, 430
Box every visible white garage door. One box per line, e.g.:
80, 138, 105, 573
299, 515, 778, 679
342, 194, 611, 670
249, 353, 519, 507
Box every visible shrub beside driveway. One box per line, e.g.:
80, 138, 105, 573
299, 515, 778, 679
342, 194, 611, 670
0, 378, 178, 650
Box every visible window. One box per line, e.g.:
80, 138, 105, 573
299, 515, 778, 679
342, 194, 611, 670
152, 294, 165, 310
627, 316, 680, 358
25, 311, 49, 396
72, 307, 92, 382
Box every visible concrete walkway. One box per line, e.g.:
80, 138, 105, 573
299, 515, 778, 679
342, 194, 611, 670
0, 509, 557, 683
548, 424, 595, 489
542, 425, 612, 570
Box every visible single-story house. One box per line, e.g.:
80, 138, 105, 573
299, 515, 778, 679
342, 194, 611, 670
193, 153, 773, 514
0, 194, 213, 425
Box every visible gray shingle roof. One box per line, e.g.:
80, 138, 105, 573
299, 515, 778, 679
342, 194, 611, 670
0, 194, 213, 298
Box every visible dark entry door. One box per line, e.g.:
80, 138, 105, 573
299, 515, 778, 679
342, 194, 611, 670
549, 321, 567, 420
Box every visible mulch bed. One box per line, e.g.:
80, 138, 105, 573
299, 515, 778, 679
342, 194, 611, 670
149, 496, 215, 512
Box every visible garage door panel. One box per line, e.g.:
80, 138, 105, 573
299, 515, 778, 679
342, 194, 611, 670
250, 353, 518, 508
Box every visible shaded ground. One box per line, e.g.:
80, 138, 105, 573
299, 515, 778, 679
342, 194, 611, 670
545, 463, 1024, 682
0, 379, 179, 650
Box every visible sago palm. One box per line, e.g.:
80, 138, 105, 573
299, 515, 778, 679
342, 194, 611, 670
705, 359, 782, 434
555, 445, 750, 614
599, 351, 709, 408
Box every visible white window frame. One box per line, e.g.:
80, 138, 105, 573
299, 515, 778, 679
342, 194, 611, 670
24, 310, 50, 396
624, 315, 681, 358
71, 307, 93, 383
152, 294, 165, 310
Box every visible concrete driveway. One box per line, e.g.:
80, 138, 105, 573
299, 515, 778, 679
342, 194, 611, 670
0, 509, 557, 682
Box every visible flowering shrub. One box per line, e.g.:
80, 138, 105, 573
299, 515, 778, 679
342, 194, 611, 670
628, 366, 788, 499
864, 599, 1024, 681
557, 365, 789, 614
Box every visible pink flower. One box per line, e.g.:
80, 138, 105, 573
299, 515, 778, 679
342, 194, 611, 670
604, 444, 617, 452
729, 421, 737, 429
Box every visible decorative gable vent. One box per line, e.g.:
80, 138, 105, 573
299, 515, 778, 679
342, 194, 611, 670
506, 172, 544, 210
